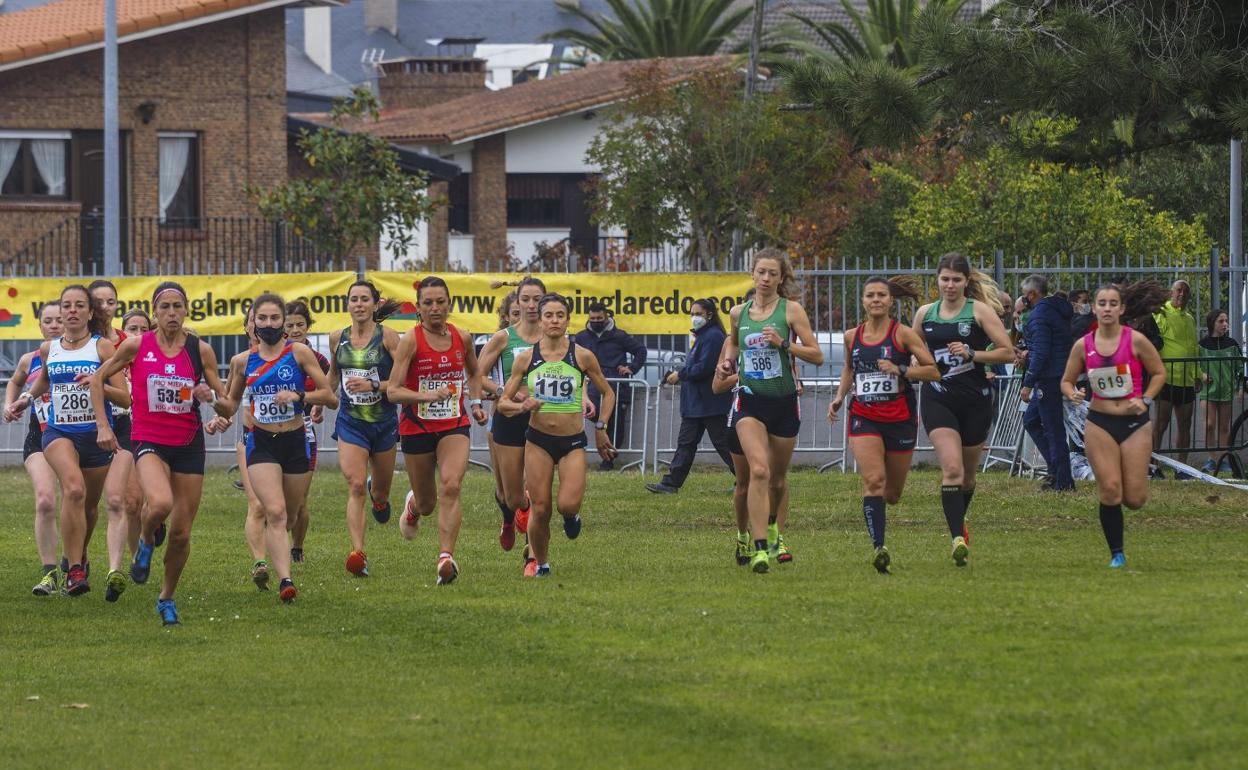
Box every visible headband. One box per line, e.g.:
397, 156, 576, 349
152, 286, 187, 305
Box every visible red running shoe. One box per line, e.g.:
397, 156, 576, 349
64, 564, 90, 596
345, 550, 369, 577
499, 521, 516, 551
523, 558, 538, 578
515, 504, 530, 535
962, 522, 970, 545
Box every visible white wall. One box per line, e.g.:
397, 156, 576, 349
505, 110, 606, 174
449, 234, 474, 271
508, 228, 571, 265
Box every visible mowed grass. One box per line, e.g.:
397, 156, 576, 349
1, 464, 1246, 769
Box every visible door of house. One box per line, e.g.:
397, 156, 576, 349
74, 131, 129, 274
561, 174, 597, 253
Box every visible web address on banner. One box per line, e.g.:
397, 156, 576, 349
448, 288, 749, 316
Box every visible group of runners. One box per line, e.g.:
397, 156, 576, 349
3, 250, 1165, 624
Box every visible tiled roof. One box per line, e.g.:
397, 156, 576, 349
305, 55, 734, 145
0, 0, 318, 68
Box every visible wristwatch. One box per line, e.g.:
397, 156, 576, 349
781, 339, 791, 351
370, 380, 380, 393
1142, 396, 1154, 407
595, 421, 607, 431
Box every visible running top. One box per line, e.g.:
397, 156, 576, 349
130, 331, 202, 446
110, 329, 130, 417
46, 336, 109, 433
399, 324, 469, 436
499, 325, 534, 383
850, 320, 914, 423
737, 298, 796, 398
246, 344, 305, 426
27, 352, 52, 432
1084, 327, 1143, 400
921, 299, 991, 397
335, 325, 394, 423
300, 344, 331, 443
525, 338, 584, 414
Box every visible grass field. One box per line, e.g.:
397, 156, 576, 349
1, 464, 1245, 769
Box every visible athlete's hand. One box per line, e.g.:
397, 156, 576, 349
1128, 396, 1148, 415
717, 358, 737, 377
204, 415, 233, 435
828, 397, 844, 423
74, 372, 92, 384
423, 386, 452, 403
1067, 388, 1086, 407
878, 359, 901, 376
582, 397, 596, 419
947, 341, 970, 360
193, 383, 215, 403
344, 377, 374, 394
96, 426, 118, 453
521, 397, 543, 413
761, 325, 784, 348
471, 403, 488, 426
595, 430, 617, 461
1020, 386, 1032, 403
310, 405, 324, 424
274, 389, 302, 406
4, 394, 31, 422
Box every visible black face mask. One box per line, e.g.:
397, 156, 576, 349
256, 325, 285, 345
588, 321, 607, 333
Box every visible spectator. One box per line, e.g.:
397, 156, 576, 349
645, 299, 734, 494
576, 302, 647, 470
1199, 309, 1240, 474
1153, 279, 1200, 477
1069, 289, 1096, 338
1019, 274, 1074, 491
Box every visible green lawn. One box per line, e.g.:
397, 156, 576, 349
1, 465, 1245, 769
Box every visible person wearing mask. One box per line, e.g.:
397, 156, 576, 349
646, 299, 734, 494
1019, 275, 1074, 492
575, 302, 646, 470
1069, 290, 1096, 338
1152, 280, 1200, 477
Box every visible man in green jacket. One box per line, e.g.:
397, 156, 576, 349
1153, 280, 1201, 476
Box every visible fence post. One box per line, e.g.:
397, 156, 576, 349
1211, 246, 1221, 314
357, 254, 367, 281
994, 248, 1005, 288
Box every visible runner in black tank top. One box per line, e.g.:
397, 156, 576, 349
910, 253, 1014, 568
830, 277, 939, 573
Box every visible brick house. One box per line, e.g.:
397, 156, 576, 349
0, 0, 455, 275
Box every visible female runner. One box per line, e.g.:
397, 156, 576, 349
4, 302, 63, 594
285, 299, 331, 563
829, 276, 939, 573
119, 308, 154, 554
498, 293, 617, 577
218, 294, 336, 602
911, 252, 1013, 566
330, 280, 402, 577
95, 281, 227, 624
475, 277, 546, 551
1061, 284, 1165, 567
717, 249, 823, 574
388, 277, 487, 584
235, 305, 273, 588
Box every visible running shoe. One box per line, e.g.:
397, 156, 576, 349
279, 578, 297, 603
776, 535, 793, 564
962, 521, 970, 545
873, 546, 891, 574
290, 547, 304, 564
499, 521, 516, 552
64, 564, 90, 596
32, 569, 59, 596
735, 533, 751, 566
515, 494, 531, 534
563, 514, 582, 540
399, 491, 420, 540
535, 564, 551, 578
154, 522, 167, 548
749, 549, 770, 574
251, 560, 270, 591
767, 523, 780, 558
104, 570, 128, 603
367, 476, 391, 523
1109, 552, 1127, 569
60, 556, 69, 574
951, 536, 969, 567
130, 538, 154, 584
437, 554, 459, 586
83, 559, 90, 579
156, 598, 179, 626
523, 558, 538, 578
345, 550, 369, 577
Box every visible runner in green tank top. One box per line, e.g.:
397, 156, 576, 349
718, 248, 823, 574
476, 277, 547, 552
498, 292, 617, 578
329, 279, 403, 578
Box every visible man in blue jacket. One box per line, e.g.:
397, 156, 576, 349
646, 300, 734, 494
575, 302, 647, 470
1020, 274, 1074, 491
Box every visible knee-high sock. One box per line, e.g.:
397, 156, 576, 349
1099, 503, 1124, 554
941, 485, 965, 540
962, 487, 975, 516
495, 495, 515, 525
863, 496, 885, 548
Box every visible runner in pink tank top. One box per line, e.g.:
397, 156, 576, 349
1061, 283, 1165, 570
130, 330, 203, 446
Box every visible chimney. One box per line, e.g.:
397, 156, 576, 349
303, 7, 332, 75
377, 57, 488, 110
365, 0, 398, 36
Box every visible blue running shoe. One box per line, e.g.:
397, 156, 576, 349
154, 522, 167, 548
563, 515, 582, 540
156, 598, 179, 626
535, 564, 551, 578
131, 538, 154, 585
367, 476, 392, 523
1109, 552, 1126, 569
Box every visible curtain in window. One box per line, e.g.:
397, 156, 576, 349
158, 137, 191, 223
0, 139, 19, 186
30, 139, 66, 195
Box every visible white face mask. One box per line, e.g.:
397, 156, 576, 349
691, 315, 707, 330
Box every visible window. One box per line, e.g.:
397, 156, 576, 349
0, 132, 70, 199
506, 174, 563, 227
158, 133, 200, 227
448, 173, 470, 233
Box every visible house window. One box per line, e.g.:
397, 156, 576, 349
158, 132, 200, 227
0, 132, 70, 199
507, 174, 563, 227
448, 173, 470, 233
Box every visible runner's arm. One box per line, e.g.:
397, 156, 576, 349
971, 301, 1015, 366
897, 326, 940, 382
461, 328, 487, 425
1059, 340, 1087, 402
785, 302, 823, 365
497, 349, 534, 417
294, 344, 338, 409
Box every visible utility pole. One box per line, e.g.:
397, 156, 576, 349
1231, 138, 1243, 348
103, 0, 121, 276
730, 0, 766, 269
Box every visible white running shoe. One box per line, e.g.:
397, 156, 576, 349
399, 490, 420, 540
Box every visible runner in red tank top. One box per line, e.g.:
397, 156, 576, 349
388, 276, 487, 585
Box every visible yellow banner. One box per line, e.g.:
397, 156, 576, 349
371, 272, 753, 335
0, 272, 753, 338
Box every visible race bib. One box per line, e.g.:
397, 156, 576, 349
146, 374, 195, 415
52, 381, 93, 426
417, 375, 462, 420
303, 414, 317, 443
742, 346, 782, 381
33, 395, 51, 427
252, 392, 296, 424
343, 367, 381, 406
934, 347, 973, 378
855, 370, 899, 397
532, 373, 576, 405
1089, 364, 1132, 399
